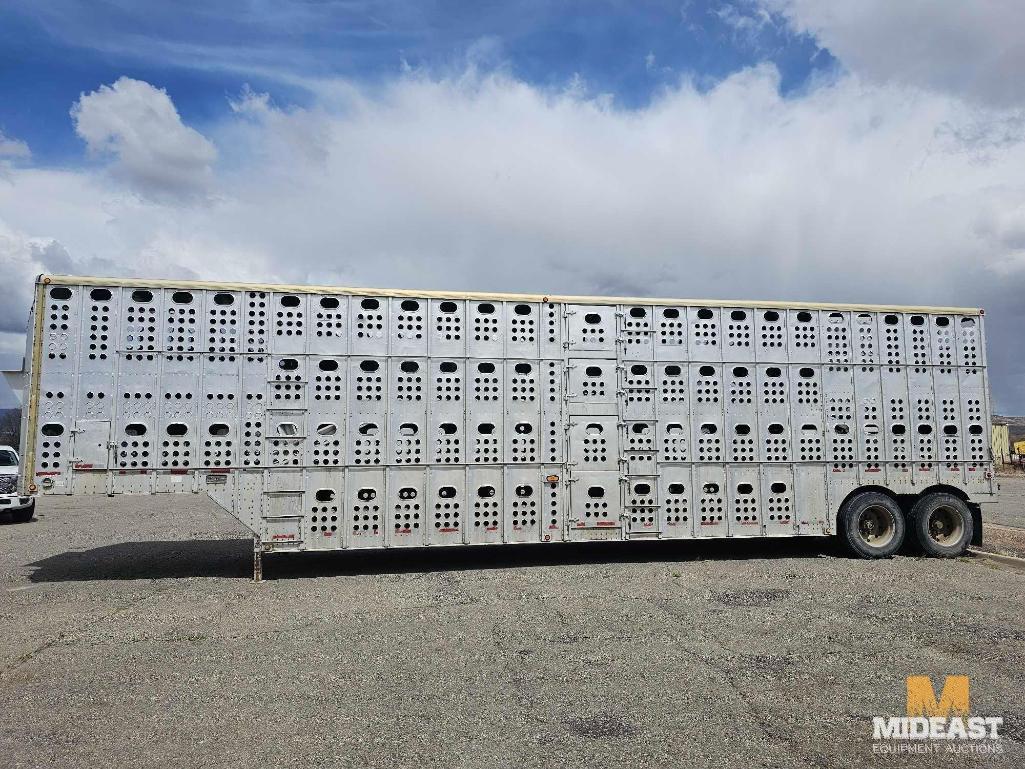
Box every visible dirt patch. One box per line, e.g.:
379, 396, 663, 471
975, 523, 1025, 560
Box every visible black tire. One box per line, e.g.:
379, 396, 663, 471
910, 493, 972, 558
12, 501, 34, 524
839, 491, 906, 558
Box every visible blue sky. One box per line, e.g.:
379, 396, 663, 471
1, 1, 834, 164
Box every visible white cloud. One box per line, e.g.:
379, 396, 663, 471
0, 131, 30, 159
3, 66, 1025, 409
71, 77, 217, 199
763, 0, 1025, 107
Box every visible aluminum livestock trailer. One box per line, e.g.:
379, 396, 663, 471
14, 275, 994, 577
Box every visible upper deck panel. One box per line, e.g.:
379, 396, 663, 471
37, 275, 983, 316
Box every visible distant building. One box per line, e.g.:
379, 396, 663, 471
992, 420, 1010, 464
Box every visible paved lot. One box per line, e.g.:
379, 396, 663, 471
0, 491, 1023, 768
988, 475, 1025, 528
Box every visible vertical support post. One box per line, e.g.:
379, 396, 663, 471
253, 537, 263, 582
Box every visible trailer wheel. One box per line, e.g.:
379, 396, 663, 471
12, 501, 35, 524
910, 493, 972, 558
839, 491, 905, 558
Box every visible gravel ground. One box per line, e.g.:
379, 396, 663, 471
0, 492, 1023, 769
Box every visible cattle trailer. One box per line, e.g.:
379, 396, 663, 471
15, 275, 994, 578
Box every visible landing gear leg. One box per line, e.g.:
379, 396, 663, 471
253, 538, 263, 583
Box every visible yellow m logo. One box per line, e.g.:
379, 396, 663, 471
906, 676, 969, 717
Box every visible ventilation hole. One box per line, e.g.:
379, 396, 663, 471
440, 423, 457, 435
280, 295, 300, 307
587, 486, 605, 498
358, 423, 379, 436
399, 423, 419, 436
699, 365, 714, 376
477, 423, 495, 434
318, 359, 338, 371
439, 486, 456, 499
478, 362, 495, 373
668, 483, 685, 494
315, 489, 336, 502
477, 486, 496, 497
663, 308, 680, 319
126, 423, 148, 437
634, 483, 651, 494
478, 303, 495, 314
514, 304, 531, 315
440, 361, 457, 373
131, 289, 153, 302
214, 293, 234, 305
171, 291, 193, 304
400, 361, 419, 373
884, 314, 899, 325
360, 360, 380, 372
278, 358, 299, 370
439, 301, 457, 313
799, 368, 814, 378
317, 423, 337, 436
730, 310, 746, 321
703, 483, 719, 493
797, 311, 812, 322
665, 365, 682, 376
166, 423, 188, 436
277, 423, 298, 436
763, 310, 779, 321
768, 423, 784, 434
631, 364, 648, 375
42, 423, 65, 436
732, 366, 748, 377
401, 299, 419, 311
735, 424, 751, 435
936, 316, 950, 327
90, 288, 112, 301
770, 482, 787, 493
50, 287, 72, 300
737, 483, 753, 494
515, 485, 533, 497
700, 423, 718, 434
584, 313, 602, 324
910, 315, 925, 326
515, 362, 532, 374
320, 297, 339, 309
893, 424, 907, 435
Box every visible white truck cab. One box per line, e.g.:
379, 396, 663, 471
0, 445, 34, 522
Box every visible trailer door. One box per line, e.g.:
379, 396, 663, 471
72, 420, 111, 470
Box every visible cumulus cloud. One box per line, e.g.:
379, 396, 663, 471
763, 0, 1025, 107
0, 130, 30, 159
71, 77, 217, 199
3, 62, 1025, 409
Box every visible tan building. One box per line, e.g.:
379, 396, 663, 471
992, 421, 1010, 464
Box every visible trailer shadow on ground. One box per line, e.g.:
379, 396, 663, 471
26, 534, 858, 582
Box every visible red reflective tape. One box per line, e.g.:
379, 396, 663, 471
35, 471, 61, 476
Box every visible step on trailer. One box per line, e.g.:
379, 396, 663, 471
12, 275, 994, 578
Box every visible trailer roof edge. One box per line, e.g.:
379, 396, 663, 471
36, 274, 984, 315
